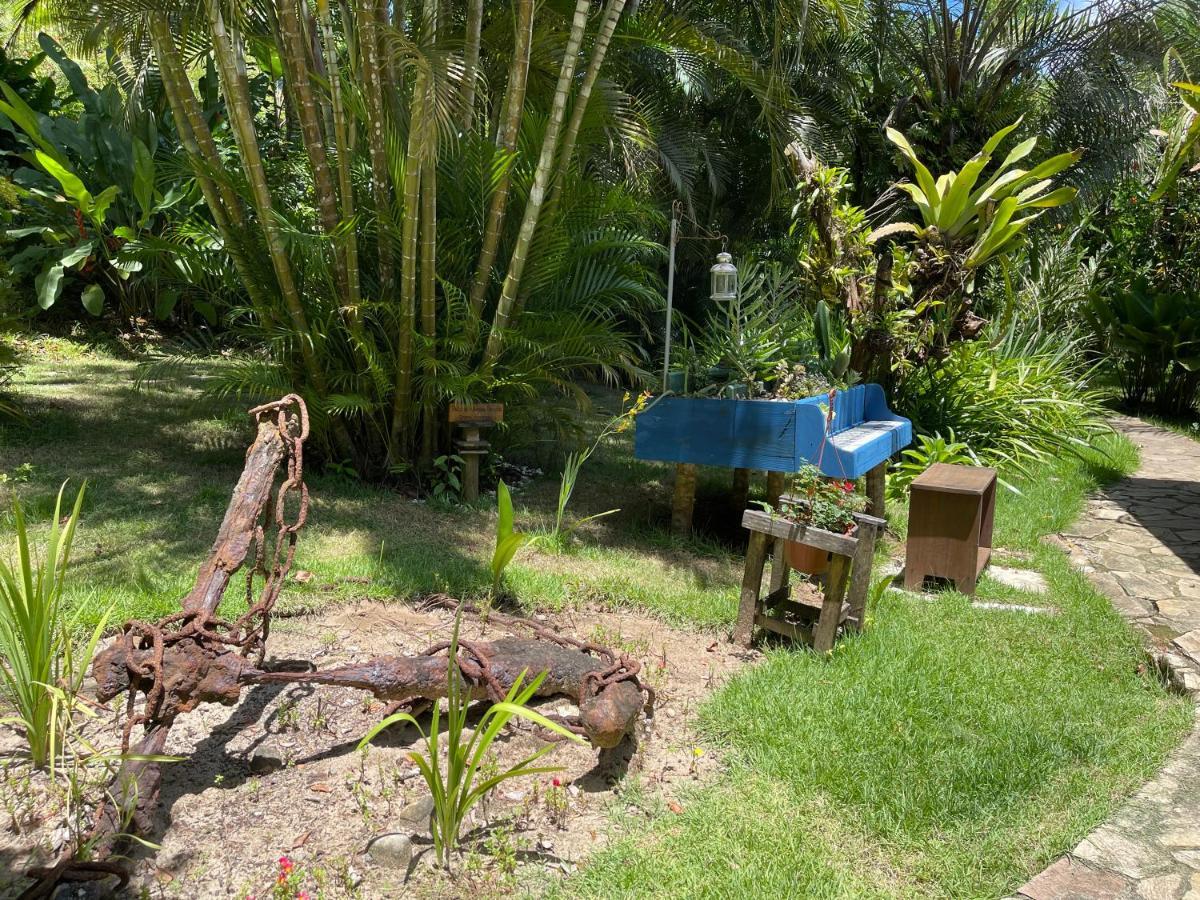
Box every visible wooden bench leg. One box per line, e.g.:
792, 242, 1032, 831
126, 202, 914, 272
671, 463, 698, 537
813, 554, 850, 653
866, 461, 886, 519
766, 470, 786, 508
731, 467, 750, 516
845, 521, 880, 631
735, 530, 769, 648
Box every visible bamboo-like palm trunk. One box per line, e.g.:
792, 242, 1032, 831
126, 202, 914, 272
390, 66, 427, 458
467, 0, 534, 323
149, 15, 245, 227
419, 106, 438, 467
205, 0, 324, 389
151, 14, 279, 328
359, 0, 396, 297
276, 0, 349, 298
315, 0, 361, 312
482, 0, 592, 369
550, 0, 627, 204
459, 0, 484, 129
419, 0, 439, 467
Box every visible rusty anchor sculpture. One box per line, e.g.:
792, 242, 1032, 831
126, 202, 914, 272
22, 395, 652, 899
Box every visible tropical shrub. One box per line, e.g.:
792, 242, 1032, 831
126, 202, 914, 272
1090, 277, 1200, 417
0, 482, 110, 768
1088, 148, 1200, 417
886, 430, 981, 501
0, 35, 195, 320
894, 321, 1107, 471
358, 613, 582, 869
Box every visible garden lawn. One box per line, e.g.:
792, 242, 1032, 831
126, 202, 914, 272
0, 339, 742, 631
560, 433, 1191, 898
0, 340, 1190, 899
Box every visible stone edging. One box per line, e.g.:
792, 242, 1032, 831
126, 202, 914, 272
1011, 417, 1200, 900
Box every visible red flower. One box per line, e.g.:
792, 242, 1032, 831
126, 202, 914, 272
552, 777, 562, 787
841, 481, 855, 493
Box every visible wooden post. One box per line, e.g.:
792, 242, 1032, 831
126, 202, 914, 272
449, 403, 503, 505
735, 530, 769, 647
672, 463, 698, 536
731, 467, 750, 516
461, 426, 481, 503
844, 513, 884, 630
866, 460, 886, 519
769, 538, 790, 595
766, 470, 786, 508
812, 554, 850, 652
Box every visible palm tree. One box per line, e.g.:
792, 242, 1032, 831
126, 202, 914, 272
22, 0, 841, 474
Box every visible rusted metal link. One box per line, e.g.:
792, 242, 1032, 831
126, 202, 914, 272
116, 395, 310, 746
22, 859, 130, 898
420, 596, 657, 715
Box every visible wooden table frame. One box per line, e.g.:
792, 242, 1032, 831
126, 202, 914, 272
734, 506, 886, 651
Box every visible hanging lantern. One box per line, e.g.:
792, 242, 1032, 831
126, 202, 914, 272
710, 251, 738, 303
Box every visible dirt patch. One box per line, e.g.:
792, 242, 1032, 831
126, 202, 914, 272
0, 600, 754, 898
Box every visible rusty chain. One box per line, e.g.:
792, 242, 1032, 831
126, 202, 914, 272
420, 596, 656, 714
117, 395, 309, 751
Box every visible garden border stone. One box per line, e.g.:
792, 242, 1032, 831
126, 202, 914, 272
1012, 417, 1200, 900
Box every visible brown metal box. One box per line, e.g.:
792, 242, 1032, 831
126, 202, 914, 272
904, 463, 997, 595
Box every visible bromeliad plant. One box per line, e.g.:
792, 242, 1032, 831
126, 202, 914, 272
876, 118, 1081, 270
856, 119, 1082, 375
0, 482, 111, 769
357, 612, 583, 870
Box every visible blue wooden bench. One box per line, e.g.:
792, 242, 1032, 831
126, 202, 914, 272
635, 384, 911, 478
634, 384, 912, 531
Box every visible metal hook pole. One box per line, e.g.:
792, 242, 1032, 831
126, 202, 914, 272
662, 203, 681, 392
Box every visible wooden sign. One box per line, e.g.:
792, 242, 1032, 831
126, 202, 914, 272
449, 402, 504, 425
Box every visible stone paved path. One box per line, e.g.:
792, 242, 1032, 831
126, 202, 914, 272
1014, 417, 1200, 900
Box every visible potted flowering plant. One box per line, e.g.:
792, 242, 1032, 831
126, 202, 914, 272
774, 464, 866, 574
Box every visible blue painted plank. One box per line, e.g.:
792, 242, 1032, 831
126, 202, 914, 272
634, 384, 912, 478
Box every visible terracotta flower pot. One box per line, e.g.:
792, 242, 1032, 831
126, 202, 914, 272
784, 540, 830, 575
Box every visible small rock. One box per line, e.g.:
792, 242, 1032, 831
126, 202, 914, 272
988, 565, 1048, 594
249, 741, 286, 774
397, 795, 435, 835
367, 833, 413, 869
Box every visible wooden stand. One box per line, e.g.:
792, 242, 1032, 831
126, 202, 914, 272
449, 403, 503, 503
735, 505, 885, 652
903, 463, 996, 595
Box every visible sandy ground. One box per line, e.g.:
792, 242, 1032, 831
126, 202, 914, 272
0, 599, 755, 899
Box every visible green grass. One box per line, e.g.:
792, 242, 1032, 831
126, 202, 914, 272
556, 438, 1189, 898
0, 340, 1190, 899
0, 340, 744, 631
